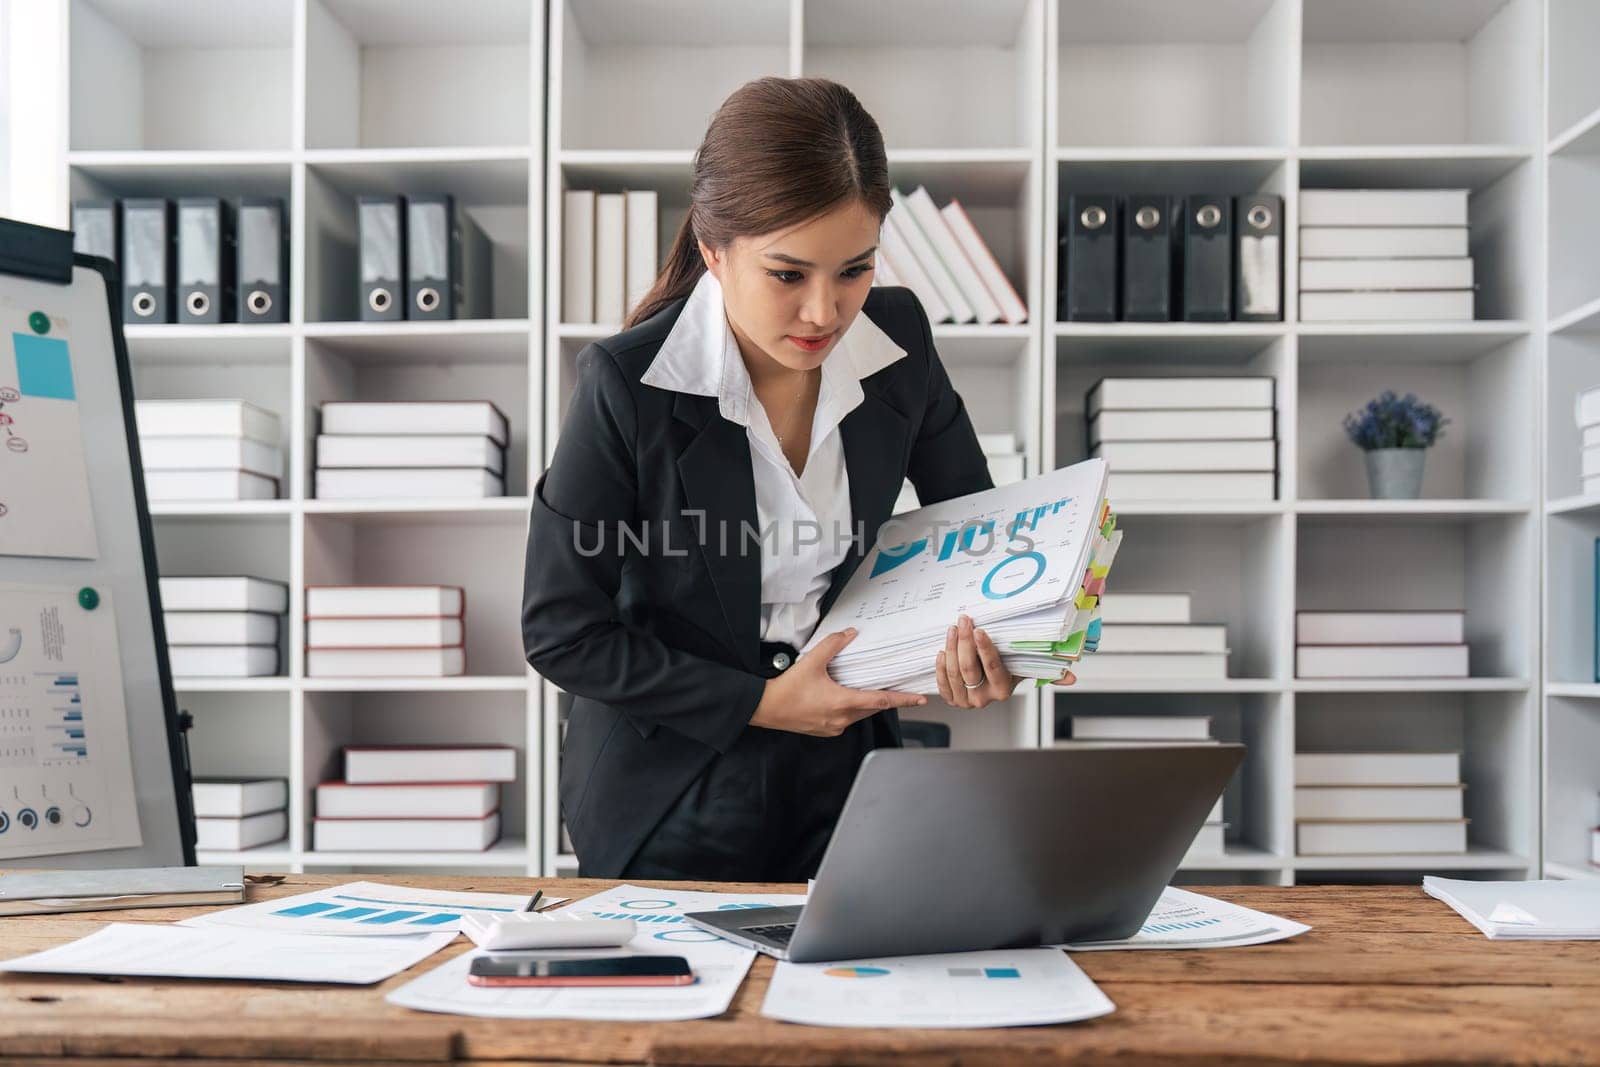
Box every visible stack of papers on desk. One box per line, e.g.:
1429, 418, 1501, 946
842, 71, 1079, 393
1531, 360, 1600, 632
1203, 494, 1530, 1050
1062, 887, 1310, 951
0, 923, 454, 985
804, 458, 1120, 693
179, 880, 558, 937
387, 884, 806, 1021
1424, 876, 1600, 940
762, 948, 1114, 1029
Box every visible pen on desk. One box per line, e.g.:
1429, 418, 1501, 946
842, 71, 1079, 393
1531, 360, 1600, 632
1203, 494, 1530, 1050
523, 889, 544, 913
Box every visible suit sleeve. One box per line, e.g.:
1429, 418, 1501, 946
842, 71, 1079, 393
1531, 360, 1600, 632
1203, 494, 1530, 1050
521, 342, 766, 754
900, 290, 996, 505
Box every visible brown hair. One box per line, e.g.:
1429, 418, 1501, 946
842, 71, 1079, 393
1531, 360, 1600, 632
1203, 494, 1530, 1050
624, 77, 892, 329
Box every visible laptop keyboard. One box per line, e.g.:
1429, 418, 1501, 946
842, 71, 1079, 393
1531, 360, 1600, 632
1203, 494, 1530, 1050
742, 923, 796, 946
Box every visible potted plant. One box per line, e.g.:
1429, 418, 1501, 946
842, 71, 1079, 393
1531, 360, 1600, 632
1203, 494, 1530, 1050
1342, 391, 1449, 500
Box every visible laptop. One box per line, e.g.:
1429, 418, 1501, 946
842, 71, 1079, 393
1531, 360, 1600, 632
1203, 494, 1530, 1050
683, 744, 1244, 962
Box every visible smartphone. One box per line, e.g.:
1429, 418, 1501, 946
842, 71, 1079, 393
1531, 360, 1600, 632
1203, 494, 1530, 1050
467, 954, 694, 988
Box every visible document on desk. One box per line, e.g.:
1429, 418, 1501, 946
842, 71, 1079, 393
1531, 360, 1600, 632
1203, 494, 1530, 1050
1060, 887, 1311, 950
0, 922, 454, 984
762, 948, 1114, 1029
179, 880, 564, 937
1424, 876, 1600, 939
387, 884, 806, 1021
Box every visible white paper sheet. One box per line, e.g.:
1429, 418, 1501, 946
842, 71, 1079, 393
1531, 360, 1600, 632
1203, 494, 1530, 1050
0, 922, 454, 984
1061, 887, 1311, 950
0, 584, 142, 861
0, 316, 100, 559
1424, 876, 1600, 939
386, 884, 806, 1021
180, 880, 562, 937
762, 947, 1115, 1029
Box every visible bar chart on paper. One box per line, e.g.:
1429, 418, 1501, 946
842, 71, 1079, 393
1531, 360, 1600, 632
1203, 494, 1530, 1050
179, 881, 543, 938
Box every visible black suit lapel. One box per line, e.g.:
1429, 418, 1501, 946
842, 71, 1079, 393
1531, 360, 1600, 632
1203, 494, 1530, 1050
673, 392, 763, 673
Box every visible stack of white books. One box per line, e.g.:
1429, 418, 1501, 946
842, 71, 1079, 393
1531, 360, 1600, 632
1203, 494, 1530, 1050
561, 189, 658, 325
1056, 716, 1227, 860
1296, 752, 1468, 855
192, 777, 288, 851
1296, 611, 1468, 679
305, 585, 467, 677
1088, 377, 1277, 502
1424, 876, 1600, 940
134, 400, 282, 502
876, 185, 1027, 325
1299, 189, 1475, 322
1089, 593, 1230, 679
803, 458, 1120, 693
1575, 386, 1600, 496
313, 745, 514, 852
159, 576, 288, 678
315, 401, 508, 499
893, 432, 1027, 515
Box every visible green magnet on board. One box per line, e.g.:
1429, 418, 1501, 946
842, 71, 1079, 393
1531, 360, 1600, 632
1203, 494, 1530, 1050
28, 312, 50, 335
78, 587, 99, 610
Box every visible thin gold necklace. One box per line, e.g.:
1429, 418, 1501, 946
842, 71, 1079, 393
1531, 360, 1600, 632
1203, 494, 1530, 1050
773, 368, 817, 447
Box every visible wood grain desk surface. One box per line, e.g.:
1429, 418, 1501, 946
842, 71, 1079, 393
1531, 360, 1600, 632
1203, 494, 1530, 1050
0, 873, 1596, 1066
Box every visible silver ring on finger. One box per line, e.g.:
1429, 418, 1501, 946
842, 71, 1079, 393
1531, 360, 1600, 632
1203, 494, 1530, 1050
963, 677, 984, 689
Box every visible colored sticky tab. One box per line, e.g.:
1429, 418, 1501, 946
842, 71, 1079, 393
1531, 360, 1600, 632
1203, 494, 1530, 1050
13, 333, 75, 400
1090, 561, 1110, 579
1075, 590, 1098, 611
1084, 574, 1106, 597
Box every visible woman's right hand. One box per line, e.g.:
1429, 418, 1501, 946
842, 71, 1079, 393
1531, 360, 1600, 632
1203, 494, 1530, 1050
749, 627, 927, 738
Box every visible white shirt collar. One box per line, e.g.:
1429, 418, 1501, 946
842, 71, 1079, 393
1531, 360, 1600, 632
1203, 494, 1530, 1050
639, 271, 907, 430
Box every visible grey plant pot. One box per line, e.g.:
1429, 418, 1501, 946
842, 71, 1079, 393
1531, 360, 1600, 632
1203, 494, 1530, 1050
1364, 447, 1427, 499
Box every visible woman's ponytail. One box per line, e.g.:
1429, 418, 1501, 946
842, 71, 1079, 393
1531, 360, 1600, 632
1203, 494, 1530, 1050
624, 213, 704, 329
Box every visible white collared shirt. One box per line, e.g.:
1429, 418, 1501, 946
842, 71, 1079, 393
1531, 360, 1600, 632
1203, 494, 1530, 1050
640, 272, 908, 649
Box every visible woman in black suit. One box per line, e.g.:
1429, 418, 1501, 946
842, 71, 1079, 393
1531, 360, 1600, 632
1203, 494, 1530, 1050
523, 77, 1075, 882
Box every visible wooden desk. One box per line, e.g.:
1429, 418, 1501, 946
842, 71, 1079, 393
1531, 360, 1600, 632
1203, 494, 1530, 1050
1, 873, 1596, 1066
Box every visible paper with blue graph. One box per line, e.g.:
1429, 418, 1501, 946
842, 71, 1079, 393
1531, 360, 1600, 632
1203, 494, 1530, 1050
762, 947, 1115, 1028
1060, 887, 1310, 951
387, 884, 808, 1021
803, 457, 1120, 693
179, 880, 564, 938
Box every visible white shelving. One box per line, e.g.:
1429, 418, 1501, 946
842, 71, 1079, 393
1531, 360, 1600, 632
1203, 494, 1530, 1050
1545, 0, 1600, 884
22, 0, 1561, 882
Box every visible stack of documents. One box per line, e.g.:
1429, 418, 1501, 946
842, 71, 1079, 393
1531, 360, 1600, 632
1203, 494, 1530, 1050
1298, 189, 1475, 322
1424, 876, 1600, 940
1088, 377, 1278, 503
562, 188, 658, 325
160, 575, 288, 678
803, 458, 1119, 693
135, 399, 282, 501
193, 777, 288, 851
305, 585, 467, 677
315, 402, 508, 499
314, 747, 514, 852
1296, 752, 1468, 855
1296, 611, 1468, 679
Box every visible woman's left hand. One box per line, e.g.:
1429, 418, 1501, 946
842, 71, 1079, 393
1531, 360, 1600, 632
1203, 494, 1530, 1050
935, 614, 1076, 709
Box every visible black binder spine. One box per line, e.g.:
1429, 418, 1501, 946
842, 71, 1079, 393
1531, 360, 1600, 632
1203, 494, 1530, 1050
71, 200, 121, 269
1064, 193, 1118, 322
1122, 194, 1174, 322
1182, 194, 1234, 322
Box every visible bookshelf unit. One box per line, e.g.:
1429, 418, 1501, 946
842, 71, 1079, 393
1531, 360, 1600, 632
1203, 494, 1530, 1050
1543, 0, 1600, 883
17, 0, 1558, 883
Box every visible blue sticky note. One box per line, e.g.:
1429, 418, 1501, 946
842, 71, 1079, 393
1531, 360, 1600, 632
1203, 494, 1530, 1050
14, 333, 75, 400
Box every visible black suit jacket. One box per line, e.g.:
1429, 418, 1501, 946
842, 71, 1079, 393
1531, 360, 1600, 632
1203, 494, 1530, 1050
522, 285, 993, 876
